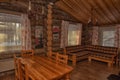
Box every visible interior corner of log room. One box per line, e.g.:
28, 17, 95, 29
0, 0, 120, 80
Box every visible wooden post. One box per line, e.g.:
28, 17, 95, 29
47, 3, 53, 57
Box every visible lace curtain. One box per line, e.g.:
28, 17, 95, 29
77, 23, 82, 45
0, 13, 21, 52
21, 14, 31, 50
60, 20, 69, 48
60, 20, 82, 48
0, 13, 31, 52
114, 25, 120, 47
68, 23, 82, 46
0, 13, 21, 23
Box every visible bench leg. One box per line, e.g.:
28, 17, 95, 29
72, 55, 76, 66
88, 56, 91, 62
65, 73, 70, 80
108, 62, 113, 67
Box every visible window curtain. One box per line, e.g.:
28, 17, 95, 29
92, 26, 99, 45
77, 23, 82, 45
21, 14, 31, 50
0, 13, 20, 23
0, 13, 21, 52
60, 20, 69, 48
114, 25, 120, 47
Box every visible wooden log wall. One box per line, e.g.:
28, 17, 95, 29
27, 1, 79, 54
82, 24, 93, 45
0, 0, 87, 57
28, 1, 80, 54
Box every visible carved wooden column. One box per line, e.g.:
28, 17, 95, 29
47, 3, 53, 56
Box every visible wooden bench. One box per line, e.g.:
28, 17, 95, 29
64, 45, 118, 67
64, 45, 89, 66
86, 45, 118, 67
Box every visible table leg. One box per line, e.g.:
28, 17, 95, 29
65, 74, 70, 80
108, 62, 112, 67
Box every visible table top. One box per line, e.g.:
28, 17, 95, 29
20, 56, 73, 80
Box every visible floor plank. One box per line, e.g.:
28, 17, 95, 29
0, 60, 119, 80
0, 70, 14, 80
70, 60, 119, 80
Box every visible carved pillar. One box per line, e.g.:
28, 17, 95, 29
47, 3, 53, 56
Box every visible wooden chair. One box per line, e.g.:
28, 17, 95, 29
57, 53, 69, 80
14, 54, 21, 80
18, 58, 25, 80
20, 59, 38, 80
49, 52, 58, 61
21, 49, 34, 57
57, 53, 68, 65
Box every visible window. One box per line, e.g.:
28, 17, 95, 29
102, 31, 115, 46
68, 24, 81, 46
98, 27, 115, 47
0, 13, 21, 52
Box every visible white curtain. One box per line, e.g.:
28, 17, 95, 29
0, 13, 20, 23
0, 13, 21, 52
114, 24, 120, 47
21, 14, 31, 50
92, 26, 99, 45
61, 20, 82, 48
77, 23, 82, 45
60, 20, 69, 48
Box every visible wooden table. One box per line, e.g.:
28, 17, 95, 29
20, 56, 73, 80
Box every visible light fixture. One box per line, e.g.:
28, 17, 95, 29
88, 8, 98, 27
28, 0, 31, 11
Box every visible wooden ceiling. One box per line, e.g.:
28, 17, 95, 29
55, 0, 120, 25
1, 0, 120, 25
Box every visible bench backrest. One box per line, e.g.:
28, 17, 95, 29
85, 45, 118, 55
64, 45, 84, 54
64, 45, 118, 55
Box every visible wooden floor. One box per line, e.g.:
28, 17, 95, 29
0, 60, 119, 80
